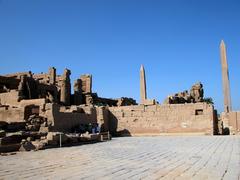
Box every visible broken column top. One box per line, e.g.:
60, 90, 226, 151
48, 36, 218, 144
80, 74, 92, 94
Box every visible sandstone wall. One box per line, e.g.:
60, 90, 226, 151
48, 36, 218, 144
45, 104, 108, 132
0, 99, 108, 133
0, 90, 19, 106
108, 103, 215, 135
0, 106, 24, 122
0, 99, 47, 123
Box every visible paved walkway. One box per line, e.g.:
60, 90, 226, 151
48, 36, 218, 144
0, 136, 240, 180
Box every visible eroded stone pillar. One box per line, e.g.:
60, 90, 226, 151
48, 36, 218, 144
48, 67, 56, 85
80, 74, 92, 93
60, 69, 71, 105
220, 40, 232, 112
74, 79, 82, 105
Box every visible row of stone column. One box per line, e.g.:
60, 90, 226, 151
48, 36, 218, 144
48, 67, 92, 106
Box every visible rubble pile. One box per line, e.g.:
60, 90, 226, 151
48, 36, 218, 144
164, 82, 204, 104
0, 119, 111, 154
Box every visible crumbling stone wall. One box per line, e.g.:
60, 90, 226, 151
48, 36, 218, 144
44, 104, 95, 132
107, 102, 216, 135
40, 104, 108, 132
0, 99, 46, 123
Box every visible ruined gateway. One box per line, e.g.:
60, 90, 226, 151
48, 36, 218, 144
0, 46, 235, 152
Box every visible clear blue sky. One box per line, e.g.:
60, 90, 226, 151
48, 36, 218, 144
0, 0, 240, 112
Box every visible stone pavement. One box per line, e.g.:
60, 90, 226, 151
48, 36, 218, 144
0, 136, 239, 180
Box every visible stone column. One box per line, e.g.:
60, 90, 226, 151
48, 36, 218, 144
18, 75, 27, 100
80, 74, 92, 93
140, 65, 147, 104
48, 67, 56, 85
220, 40, 232, 113
60, 69, 71, 105
74, 79, 82, 105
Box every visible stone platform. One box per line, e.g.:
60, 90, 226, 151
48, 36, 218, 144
0, 136, 239, 179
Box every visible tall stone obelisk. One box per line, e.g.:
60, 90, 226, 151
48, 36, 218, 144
140, 65, 147, 104
220, 40, 232, 112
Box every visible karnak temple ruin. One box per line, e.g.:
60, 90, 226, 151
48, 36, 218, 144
0, 40, 239, 153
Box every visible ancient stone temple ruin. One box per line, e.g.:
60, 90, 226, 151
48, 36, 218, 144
0, 68, 136, 152
1, 44, 235, 152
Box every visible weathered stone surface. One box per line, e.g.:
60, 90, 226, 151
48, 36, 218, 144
107, 103, 217, 135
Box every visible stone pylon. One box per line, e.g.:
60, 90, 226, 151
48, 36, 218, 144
220, 40, 232, 112
140, 65, 147, 104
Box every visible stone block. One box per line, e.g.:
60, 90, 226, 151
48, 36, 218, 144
19, 140, 36, 151
47, 132, 69, 145
131, 111, 143, 117
32, 140, 47, 150
20, 99, 46, 107
145, 105, 157, 111
39, 126, 49, 133
143, 111, 155, 117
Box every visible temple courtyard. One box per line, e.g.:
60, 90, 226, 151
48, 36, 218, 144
0, 136, 240, 180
